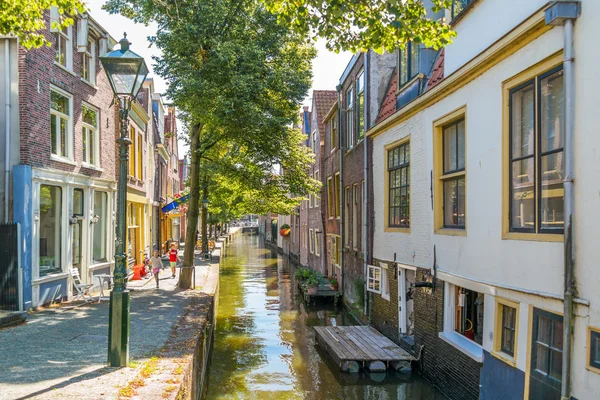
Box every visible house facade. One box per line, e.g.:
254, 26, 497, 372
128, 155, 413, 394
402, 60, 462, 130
367, 1, 598, 399
5, 11, 118, 309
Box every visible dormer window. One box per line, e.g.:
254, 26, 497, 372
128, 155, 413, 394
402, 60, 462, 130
398, 42, 420, 87
54, 25, 72, 70
451, 0, 473, 20
81, 39, 96, 85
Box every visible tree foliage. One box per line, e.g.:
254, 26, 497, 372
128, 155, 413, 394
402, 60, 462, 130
1, 0, 85, 49
263, 0, 456, 53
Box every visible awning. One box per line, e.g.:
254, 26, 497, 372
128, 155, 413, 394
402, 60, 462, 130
161, 194, 190, 213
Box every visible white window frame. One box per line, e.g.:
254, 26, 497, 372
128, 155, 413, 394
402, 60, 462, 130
82, 102, 100, 167
309, 229, 314, 253
352, 183, 358, 249
380, 262, 390, 301
367, 265, 382, 294
50, 86, 73, 161
315, 170, 320, 207
54, 25, 73, 71
91, 190, 109, 265
315, 231, 320, 256
346, 88, 354, 149
81, 38, 96, 85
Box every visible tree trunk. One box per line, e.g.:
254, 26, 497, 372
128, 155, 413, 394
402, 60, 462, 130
179, 123, 202, 289
201, 183, 208, 255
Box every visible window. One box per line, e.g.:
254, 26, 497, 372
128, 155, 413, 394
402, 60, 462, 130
494, 299, 519, 360
530, 309, 563, 397
304, 224, 308, 249
388, 141, 410, 228
138, 133, 143, 179
312, 130, 317, 153
327, 176, 334, 218
81, 38, 95, 84
454, 286, 484, 345
367, 265, 381, 294
330, 115, 337, 151
315, 171, 320, 207
50, 89, 72, 159
54, 25, 71, 68
331, 236, 341, 266
380, 263, 390, 300
588, 328, 600, 372
441, 118, 466, 229
334, 173, 341, 218
509, 67, 564, 234
352, 184, 358, 249
357, 71, 365, 141
93, 191, 108, 263
346, 88, 354, 149
344, 186, 350, 246
72, 189, 83, 269
315, 231, 320, 256
82, 105, 99, 166
309, 229, 314, 254
39, 185, 62, 277
129, 127, 135, 176
398, 42, 420, 87
451, 0, 473, 19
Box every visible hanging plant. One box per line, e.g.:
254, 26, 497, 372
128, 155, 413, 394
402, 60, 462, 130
280, 224, 291, 236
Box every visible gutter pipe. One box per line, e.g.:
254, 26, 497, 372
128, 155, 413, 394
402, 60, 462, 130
362, 51, 369, 317
4, 39, 11, 223
544, 2, 580, 399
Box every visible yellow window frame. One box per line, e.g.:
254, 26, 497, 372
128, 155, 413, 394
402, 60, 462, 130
493, 297, 520, 367
384, 136, 411, 233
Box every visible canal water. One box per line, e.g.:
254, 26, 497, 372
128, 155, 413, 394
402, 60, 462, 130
205, 234, 444, 400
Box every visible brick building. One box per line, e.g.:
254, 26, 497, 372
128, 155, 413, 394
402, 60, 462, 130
322, 103, 340, 279
299, 106, 310, 267
4, 11, 119, 308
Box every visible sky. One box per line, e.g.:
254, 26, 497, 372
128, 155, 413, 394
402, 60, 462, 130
86, 0, 351, 155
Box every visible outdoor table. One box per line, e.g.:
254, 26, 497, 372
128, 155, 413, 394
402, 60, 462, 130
95, 274, 113, 303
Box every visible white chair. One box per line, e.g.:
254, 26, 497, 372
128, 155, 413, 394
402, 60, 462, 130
69, 268, 94, 303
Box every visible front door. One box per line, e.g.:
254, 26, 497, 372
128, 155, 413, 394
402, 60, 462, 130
397, 266, 415, 339
529, 308, 563, 400
72, 189, 84, 279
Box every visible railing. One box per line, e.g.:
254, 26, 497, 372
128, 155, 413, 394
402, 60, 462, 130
0, 223, 19, 310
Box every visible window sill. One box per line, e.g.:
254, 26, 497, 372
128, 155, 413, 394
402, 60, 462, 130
502, 232, 563, 243
50, 154, 77, 166
53, 62, 77, 77
381, 293, 391, 301
81, 162, 104, 172
491, 350, 516, 367
435, 228, 467, 237
396, 73, 425, 96
439, 331, 483, 362
80, 78, 98, 90
89, 261, 114, 271
384, 226, 411, 234
33, 272, 69, 285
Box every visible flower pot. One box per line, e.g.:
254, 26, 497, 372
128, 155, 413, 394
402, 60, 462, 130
330, 284, 338, 291
307, 285, 318, 295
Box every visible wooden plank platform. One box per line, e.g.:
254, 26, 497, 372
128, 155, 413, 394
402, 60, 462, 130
314, 325, 413, 372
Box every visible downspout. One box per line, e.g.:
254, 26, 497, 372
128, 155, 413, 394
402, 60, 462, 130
4, 39, 11, 223
337, 85, 344, 297
544, 3, 580, 399
362, 51, 369, 317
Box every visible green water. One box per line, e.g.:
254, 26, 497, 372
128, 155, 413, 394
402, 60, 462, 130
205, 234, 445, 400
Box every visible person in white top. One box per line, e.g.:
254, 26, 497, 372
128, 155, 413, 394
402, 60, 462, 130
150, 250, 164, 289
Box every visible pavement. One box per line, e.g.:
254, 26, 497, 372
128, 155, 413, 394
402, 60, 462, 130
0, 248, 212, 400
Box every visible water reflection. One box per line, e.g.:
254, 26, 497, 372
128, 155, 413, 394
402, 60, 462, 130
205, 234, 444, 400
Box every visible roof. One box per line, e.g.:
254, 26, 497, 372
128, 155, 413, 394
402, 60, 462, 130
426, 48, 445, 91
375, 71, 398, 124
312, 90, 338, 134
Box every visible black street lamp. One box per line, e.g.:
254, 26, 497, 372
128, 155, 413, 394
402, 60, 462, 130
100, 33, 149, 367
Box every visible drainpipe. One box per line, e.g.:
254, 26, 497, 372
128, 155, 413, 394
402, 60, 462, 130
337, 85, 344, 297
545, 2, 580, 399
362, 51, 369, 318
4, 39, 10, 223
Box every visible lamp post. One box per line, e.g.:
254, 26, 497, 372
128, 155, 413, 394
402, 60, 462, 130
202, 198, 209, 258
100, 33, 149, 367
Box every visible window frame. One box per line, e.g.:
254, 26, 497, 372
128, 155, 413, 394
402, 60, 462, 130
81, 38, 96, 85
309, 228, 314, 254
334, 173, 341, 218
530, 308, 563, 391
82, 103, 100, 167
385, 139, 410, 231
50, 86, 73, 160
502, 54, 564, 243
346, 87, 354, 149
493, 298, 519, 365
327, 176, 334, 219
37, 184, 64, 278
54, 25, 72, 70
92, 190, 109, 264
397, 41, 421, 88
356, 70, 365, 141
508, 66, 564, 235
352, 183, 359, 250
433, 107, 467, 235
344, 186, 350, 246
366, 265, 382, 294
330, 114, 337, 152
314, 170, 320, 207
380, 263, 390, 301
315, 231, 320, 256
588, 327, 600, 374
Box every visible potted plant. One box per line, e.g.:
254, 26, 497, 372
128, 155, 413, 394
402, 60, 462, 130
294, 267, 310, 281
307, 272, 319, 295
279, 223, 291, 237
328, 276, 339, 291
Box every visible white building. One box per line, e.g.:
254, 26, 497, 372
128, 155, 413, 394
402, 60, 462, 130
367, 1, 597, 399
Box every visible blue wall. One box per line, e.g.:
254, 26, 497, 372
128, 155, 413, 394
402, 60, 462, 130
480, 350, 525, 400
38, 279, 68, 305
13, 165, 32, 310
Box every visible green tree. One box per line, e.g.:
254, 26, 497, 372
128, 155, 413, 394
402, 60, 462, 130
264, 0, 456, 53
1, 0, 85, 49
104, 0, 317, 288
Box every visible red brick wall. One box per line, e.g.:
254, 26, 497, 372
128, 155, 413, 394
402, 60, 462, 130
19, 12, 116, 180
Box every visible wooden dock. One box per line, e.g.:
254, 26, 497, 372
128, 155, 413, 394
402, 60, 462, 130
314, 325, 413, 373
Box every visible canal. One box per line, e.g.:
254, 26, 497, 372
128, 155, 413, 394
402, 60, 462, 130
205, 234, 444, 399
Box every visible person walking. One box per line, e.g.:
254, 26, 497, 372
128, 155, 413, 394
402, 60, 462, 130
169, 243, 180, 279
150, 250, 163, 288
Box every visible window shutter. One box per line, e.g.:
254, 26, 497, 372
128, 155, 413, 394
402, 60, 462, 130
49, 6, 60, 33
77, 17, 89, 52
